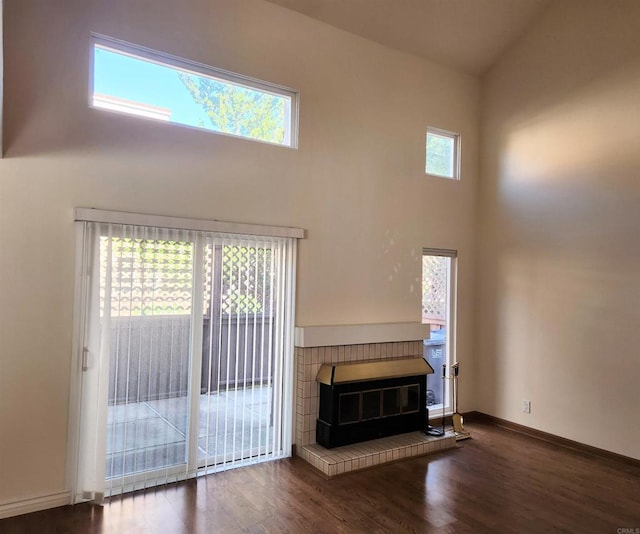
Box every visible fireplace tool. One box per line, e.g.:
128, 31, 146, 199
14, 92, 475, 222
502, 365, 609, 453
452, 363, 471, 441
425, 363, 446, 437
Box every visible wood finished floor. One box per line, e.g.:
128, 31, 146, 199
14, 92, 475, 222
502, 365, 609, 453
2, 422, 639, 533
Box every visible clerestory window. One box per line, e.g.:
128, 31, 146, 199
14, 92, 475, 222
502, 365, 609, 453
425, 127, 460, 179
90, 34, 298, 148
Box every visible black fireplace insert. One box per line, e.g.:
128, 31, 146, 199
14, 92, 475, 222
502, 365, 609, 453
315, 358, 434, 448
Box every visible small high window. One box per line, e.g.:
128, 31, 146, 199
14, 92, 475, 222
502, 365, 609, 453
425, 128, 460, 179
90, 35, 298, 148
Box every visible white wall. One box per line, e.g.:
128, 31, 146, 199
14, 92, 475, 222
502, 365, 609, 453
478, 0, 640, 459
0, 0, 479, 504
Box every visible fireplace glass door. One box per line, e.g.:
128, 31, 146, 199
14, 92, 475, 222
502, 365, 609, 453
338, 384, 421, 425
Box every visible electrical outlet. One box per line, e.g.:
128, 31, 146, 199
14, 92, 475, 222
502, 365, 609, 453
522, 400, 531, 414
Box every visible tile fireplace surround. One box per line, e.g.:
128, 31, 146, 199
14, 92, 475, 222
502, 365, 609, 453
294, 323, 455, 477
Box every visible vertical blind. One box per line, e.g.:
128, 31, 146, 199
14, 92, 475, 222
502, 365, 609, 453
72, 217, 297, 502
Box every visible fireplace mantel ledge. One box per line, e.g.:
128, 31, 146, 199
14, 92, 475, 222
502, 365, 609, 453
294, 322, 429, 348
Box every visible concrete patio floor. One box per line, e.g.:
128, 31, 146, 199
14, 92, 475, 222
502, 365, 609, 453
105, 386, 273, 478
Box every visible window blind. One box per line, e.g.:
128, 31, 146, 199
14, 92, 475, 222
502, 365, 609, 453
72, 216, 297, 502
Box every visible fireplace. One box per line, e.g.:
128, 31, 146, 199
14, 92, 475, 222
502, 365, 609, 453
315, 358, 434, 448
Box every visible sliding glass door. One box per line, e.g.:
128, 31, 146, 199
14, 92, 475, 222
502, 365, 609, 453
73, 221, 296, 502
196, 239, 288, 470
103, 227, 194, 495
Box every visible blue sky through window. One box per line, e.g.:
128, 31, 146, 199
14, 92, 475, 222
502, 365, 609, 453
92, 43, 294, 146
93, 46, 209, 127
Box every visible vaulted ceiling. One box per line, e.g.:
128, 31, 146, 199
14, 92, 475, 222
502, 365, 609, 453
264, 0, 551, 76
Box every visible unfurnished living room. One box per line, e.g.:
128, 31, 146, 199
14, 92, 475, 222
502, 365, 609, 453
1, 0, 639, 532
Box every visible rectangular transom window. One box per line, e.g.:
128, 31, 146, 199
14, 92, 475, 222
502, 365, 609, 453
426, 128, 460, 179
90, 35, 298, 148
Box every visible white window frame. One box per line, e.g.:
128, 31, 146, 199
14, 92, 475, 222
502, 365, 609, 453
422, 247, 458, 417
89, 33, 299, 148
425, 127, 461, 180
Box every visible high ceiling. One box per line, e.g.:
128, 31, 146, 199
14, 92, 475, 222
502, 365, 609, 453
264, 0, 551, 76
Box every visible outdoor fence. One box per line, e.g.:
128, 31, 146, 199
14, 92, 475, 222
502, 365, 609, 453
108, 315, 275, 404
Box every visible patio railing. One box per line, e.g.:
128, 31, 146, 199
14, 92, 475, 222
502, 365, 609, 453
108, 314, 275, 404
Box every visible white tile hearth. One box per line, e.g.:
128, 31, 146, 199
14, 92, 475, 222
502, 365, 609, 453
299, 431, 456, 477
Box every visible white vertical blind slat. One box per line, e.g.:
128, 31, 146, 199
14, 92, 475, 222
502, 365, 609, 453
188, 234, 205, 478
282, 240, 296, 451
265, 244, 276, 456
93, 224, 112, 503
231, 240, 242, 467
213, 243, 224, 467
257, 244, 268, 458
133, 224, 146, 491
248, 244, 258, 460
204, 242, 216, 468
240, 240, 250, 464
273, 243, 285, 454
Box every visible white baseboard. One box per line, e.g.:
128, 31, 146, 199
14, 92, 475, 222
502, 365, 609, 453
0, 491, 71, 519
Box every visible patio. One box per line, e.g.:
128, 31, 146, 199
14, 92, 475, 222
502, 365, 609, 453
105, 385, 273, 478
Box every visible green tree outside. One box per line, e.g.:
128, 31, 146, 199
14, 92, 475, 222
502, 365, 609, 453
179, 72, 286, 144
426, 133, 455, 177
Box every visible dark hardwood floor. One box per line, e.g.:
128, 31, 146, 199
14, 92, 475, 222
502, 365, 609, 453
2, 422, 639, 533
